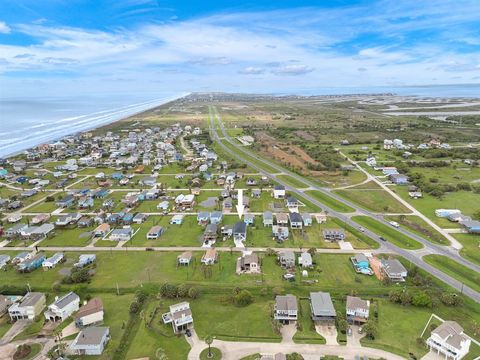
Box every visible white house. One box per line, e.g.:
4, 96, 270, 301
274, 294, 298, 324
346, 296, 370, 324
298, 252, 313, 268
70, 326, 110, 355
75, 298, 104, 327
42, 252, 65, 270
427, 321, 471, 360
44, 292, 80, 322
162, 302, 194, 334
8, 292, 46, 321
273, 185, 286, 199
108, 227, 133, 241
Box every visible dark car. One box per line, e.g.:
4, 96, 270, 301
185, 329, 192, 337
379, 236, 387, 242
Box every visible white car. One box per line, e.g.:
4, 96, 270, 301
389, 221, 399, 228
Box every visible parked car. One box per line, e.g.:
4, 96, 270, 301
347, 327, 352, 336
358, 227, 365, 232
379, 236, 387, 241
283, 273, 295, 281
185, 329, 192, 337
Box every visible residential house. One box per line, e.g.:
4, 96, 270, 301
278, 251, 295, 268
42, 252, 65, 269
427, 321, 471, 360
17, 253, 45, 272
108, 227, 133, 241
221, 224, 234, 237
302, 213, 312, 227
460, 220, 480, 234
233, 221, 247, 243
12, 251, 33, 265
74, 254, 96, 268
146, 226, 164, 239
56, 195, 75, 208
132, 213, 147, 224
272, 225, 289, 241
322, 229, 345, 242
310, 292, 336, 322
210, 211, 223, 225
435, 209, 461, 218
94, 223, 110, 237
170, 214, 184, 225
203, 224, 218, 244
157, 200, 169, 211
237, 252, 261, 274
78, 216, 94, 228
252, 189, 261, 198
263, 211, 273, 227
0, 254, 11, 269
244, 213, 255, 225
273, 185, 286, 199
275, 213, 289, 226
285, 196, 302, 210
45, 292, 80, 322
5, 223, 28, 238
177, 251, 192, 266
298, 252, 313, 268
201, 248, 218, 265
70, 326, 110, 356
162, 302, 194, 334
381, 258, 408, 282
289, 212, 303, 229
78, 197, 94, 209
197, 211, 210, 225
223, 197, 233, 211
346, 296, 370, 324
389, 173, 409, 185
274, 294, 298, 324
8, 292, 46, 321
75, 298, 104, 327
350, 254, 372, 275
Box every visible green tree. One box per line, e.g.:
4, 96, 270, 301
233, 289, 254, 307
205, 335, 214, 358
412, 292, 432, 307
363, 321, 378, 340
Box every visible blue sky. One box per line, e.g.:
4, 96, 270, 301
1, 0, 479, 97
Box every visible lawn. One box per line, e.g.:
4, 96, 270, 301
277, 174, 310, 189
27, 198, 63, 213
39, 226, 94, 247
423, 255, 480, 292
455, 234, 480, 266
304, 190, 355, 213
385, 215, 450, 246
334, 189, 410, 214
125, 299, 190, 360
361, 299, 480, 360
293, 299, 326, 344
330, 218, 380, 249
0, 316, 12, 339
191, 294, 281, 342
352, 216, 423, 250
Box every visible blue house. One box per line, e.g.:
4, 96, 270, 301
210, 211, 223, 225
460, 220, 480, 234
203, 172, 213, 181
0, 169, 8, 178
93, 189, 109, 198
112, 173, 124, 180
197, 212, 210, 224
244, 213, 255, 225
389, 174, 409, 185
122, 213, 134, 224
18, 253, 45, 272
78, 197, 94, 209
57, 195, 75, 208
16, 176, 29, 184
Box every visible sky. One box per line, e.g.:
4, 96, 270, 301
0, 0, 480, 97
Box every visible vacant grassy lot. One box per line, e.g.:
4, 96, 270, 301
352, 216, 423, 249
304, 190, 355, 213
455, 233, 480, 266
39, 226, 94, 247
385, 215, 450, 245
423, 255, 480, 292
277, 174, 310, 189
334, 189, 410, 214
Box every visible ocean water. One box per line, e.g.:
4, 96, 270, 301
0, 93, 185, 157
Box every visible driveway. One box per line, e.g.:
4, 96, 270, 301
420, 350, 444, 360
347, 325, 366, 347
280, 323, 297, 344
0, 319, 29, 345
315, 324, 338, 345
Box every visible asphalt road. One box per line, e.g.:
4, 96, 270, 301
209, 106, 480, 303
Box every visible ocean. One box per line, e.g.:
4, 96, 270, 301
1, 85, 479, 158
0, 92, 185, 157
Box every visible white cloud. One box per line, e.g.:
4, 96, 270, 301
0, 21, 11, 34
239, 67, 264, 74
272, 64, 314, 75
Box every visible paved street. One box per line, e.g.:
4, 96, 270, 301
210, 106, 480, 303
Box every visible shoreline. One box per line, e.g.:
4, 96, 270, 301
1, 93, 187, 160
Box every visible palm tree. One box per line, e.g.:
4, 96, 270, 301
205, 335, 214, 358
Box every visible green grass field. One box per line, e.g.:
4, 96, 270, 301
277, 174, 310, 189
423, 255, 480, 292
385, 215, 450, 245
352, 216, 423, 249
455, 234, 480, 266
334, 189, 410, 213
293, 299, 326, 344
304, 190, 355, 213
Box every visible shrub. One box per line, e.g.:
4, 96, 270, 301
233, 289, 254, 307
188, 286, 199, 299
